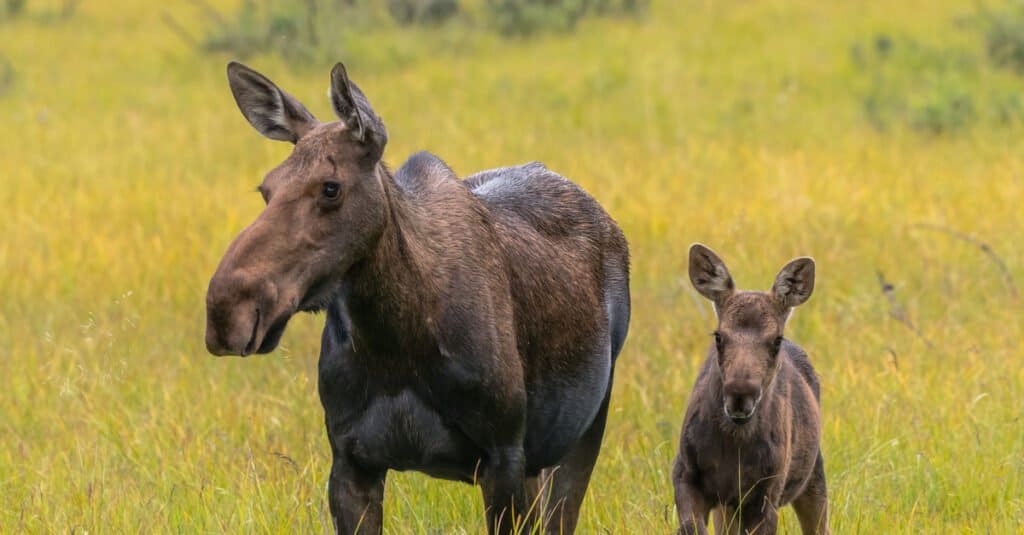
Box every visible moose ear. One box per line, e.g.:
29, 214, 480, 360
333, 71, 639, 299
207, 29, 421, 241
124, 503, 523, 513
689, 243, 735, 309
227, 61, 318, 144
771, 257, 815, 311
329, 62, 387, 152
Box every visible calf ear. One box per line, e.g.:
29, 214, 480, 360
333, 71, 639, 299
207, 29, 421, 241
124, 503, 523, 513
227, 62, 319, 143
689, 244, 735, 309
329, 62, 388, 155
772, 257, 815, 311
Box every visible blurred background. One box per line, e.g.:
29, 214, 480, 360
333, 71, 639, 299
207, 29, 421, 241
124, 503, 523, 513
1, 0, 1021, 532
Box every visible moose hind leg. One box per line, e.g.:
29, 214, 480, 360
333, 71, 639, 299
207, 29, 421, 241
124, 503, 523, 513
538, 390, 611, 534
480, 446, 529, 535
792, 453, 830, 535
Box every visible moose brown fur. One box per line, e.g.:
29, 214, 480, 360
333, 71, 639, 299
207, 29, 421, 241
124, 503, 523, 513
672, 244, 828, 535
205, 62, 630, 534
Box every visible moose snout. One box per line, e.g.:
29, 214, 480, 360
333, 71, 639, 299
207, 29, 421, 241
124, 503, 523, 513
722, 380, 761, 424
205, 269, 278, 356
205, 303, 259, 356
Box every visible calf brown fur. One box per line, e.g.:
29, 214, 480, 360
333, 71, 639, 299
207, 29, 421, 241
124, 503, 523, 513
673, 244, 828, 535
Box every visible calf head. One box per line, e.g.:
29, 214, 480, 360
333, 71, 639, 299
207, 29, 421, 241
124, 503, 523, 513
688, 244, 815, 425
205, 62, 388, 356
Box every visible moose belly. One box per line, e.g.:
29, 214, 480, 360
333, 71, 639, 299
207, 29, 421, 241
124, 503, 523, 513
346, 390, 485, 483
523, 353, 611, 472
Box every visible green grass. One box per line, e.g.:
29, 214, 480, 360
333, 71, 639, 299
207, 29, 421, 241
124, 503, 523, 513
1, 0, 1022, 532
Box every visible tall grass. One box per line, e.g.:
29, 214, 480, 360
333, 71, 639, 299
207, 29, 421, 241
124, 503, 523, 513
1, 0, 1021, 532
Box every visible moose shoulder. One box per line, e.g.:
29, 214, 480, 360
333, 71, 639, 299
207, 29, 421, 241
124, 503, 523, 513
205, 62, 630, 535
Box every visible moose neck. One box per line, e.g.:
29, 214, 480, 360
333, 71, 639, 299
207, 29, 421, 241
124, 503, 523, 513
342, 164, 443, 355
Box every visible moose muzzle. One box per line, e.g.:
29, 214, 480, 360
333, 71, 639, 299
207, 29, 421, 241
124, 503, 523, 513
205, 268, 286, 356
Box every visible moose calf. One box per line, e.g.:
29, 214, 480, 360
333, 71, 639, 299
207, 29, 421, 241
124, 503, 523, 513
673, 244, 828, 535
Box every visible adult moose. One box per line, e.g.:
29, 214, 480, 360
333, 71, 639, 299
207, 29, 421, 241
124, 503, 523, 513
205, 61, 630, 534
672, 244, 828, 535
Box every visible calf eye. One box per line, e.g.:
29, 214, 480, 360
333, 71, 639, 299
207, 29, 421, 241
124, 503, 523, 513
322, 181, 341, 200
713, 331, 724, 349
772, 336, 783, 354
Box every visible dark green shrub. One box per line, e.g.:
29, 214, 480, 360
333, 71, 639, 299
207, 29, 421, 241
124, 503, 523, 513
484, 0, 645, 37
908, 89, 976, 134
174, 0, 645, 65
1, 0, 77, 22
0, 55, 14, 97
1, 0, 26, 20
993, 91, 1024, 123
388, 0, 459, 26
201, 0, 269, 59
588, 0, 649, 17
982, 1, 1024, 73
187, 0, 379, 63
851, 33, 988, 134
487, 0, 588, 37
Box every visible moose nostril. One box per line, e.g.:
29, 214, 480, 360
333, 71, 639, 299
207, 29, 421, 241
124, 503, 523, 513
726, 395, 750, 412
724, 386, 761, 421
241, 308, 261, 357
204, 278, 262, 356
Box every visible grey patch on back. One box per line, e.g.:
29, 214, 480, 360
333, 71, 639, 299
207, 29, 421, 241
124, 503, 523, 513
394, 151, 460, 193
463, 161, 551, 194
466, 162, 605, 239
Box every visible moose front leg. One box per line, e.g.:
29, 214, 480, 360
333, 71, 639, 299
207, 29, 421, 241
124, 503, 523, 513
480, 446, 530, 535
328, 456, 386, 535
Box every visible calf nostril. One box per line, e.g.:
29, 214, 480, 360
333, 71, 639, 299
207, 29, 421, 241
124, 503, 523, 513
724, 393, 759, 420
728, 395, 749, 412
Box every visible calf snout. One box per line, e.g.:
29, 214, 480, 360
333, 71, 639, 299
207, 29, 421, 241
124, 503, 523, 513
722, 380, 761, 424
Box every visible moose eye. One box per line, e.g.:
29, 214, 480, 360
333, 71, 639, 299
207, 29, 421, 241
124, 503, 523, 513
322, 181, 341, 200
713, 331, 723, 347
772, 336, 783, 354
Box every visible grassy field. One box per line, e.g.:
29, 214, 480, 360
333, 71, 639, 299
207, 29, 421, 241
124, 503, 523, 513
2, 0, 1022, 532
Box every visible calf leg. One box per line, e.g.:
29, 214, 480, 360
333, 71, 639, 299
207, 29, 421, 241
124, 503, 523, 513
792, 453, 830, 535
672, 460, 711, 535
738, 505, 777, 535
480, 446, 529, 535
327, 456, 386, 535
538, 391, 612, 534
736, 498, 780, 535
714, 506, 741, 535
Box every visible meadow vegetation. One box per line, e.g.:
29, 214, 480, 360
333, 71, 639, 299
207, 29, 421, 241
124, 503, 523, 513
1, 0, 1022, 532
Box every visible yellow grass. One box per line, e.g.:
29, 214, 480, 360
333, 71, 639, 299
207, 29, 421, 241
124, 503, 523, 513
1, 0, 1021, 532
